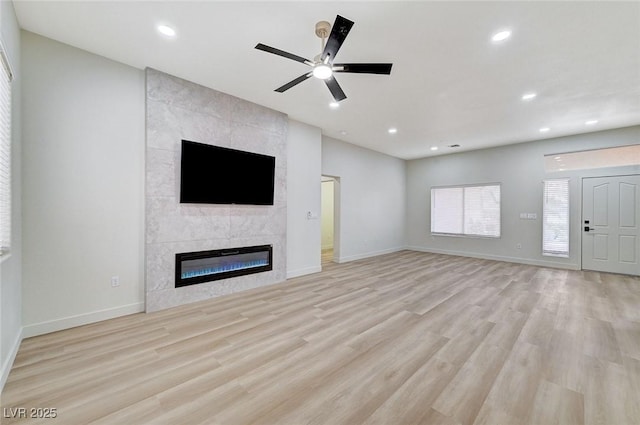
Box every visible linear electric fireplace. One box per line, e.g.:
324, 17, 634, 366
175, 245, 273, 288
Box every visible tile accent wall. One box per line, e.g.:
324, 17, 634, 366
145, 69, 287, 312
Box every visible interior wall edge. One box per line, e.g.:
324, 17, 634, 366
335, 246, 406, 264
22, 302, 144, 339
286, 265, 322, 279
0, 326, 22, 392
407, 246, 581, 271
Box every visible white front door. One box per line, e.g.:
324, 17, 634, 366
582, 175, 640, 275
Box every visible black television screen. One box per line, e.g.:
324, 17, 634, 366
180, 140, 275, 205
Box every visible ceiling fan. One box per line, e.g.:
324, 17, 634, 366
255, 15, 393, 102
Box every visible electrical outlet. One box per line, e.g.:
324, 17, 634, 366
111, 276, 120, 287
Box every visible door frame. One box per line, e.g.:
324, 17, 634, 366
321, 175, 341, 265
580, 173, 640, 274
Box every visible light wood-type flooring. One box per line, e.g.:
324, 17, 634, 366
2, 251, 640, 424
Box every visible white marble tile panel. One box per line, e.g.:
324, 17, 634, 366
146, 68, 233, 120
147, 99, 232, 151
146, 196, 231, 244
230, 97, 288, 135
146, 148, 178, 198
145, 68, 287, 312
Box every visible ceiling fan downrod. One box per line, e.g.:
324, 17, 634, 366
315, 20, 331, 58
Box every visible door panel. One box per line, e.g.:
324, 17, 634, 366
593, 234, 609, 260
582, 175, 640, 276
619, 235, 636, 263
592, 184, 609, 226
619, 183, 636, 227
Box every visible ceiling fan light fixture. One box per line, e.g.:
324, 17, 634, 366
312, 63, 333, 80
255, 15, 391, 101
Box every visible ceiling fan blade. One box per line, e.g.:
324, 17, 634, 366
333, 63, 393, 75
275, 73, 312, 92
325, 76, 347, 102
321, 15, 354, 64
255, 43, 311, 64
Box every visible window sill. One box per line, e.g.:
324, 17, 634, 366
543, 252, 569, 258
431, 233, 501, 240
0, 251, 11, 264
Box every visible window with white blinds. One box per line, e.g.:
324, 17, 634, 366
431, 184, 501, 237
0, 44, 12, 256
543, 179, 569, 257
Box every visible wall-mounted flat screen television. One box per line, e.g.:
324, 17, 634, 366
180, 140, 275, 205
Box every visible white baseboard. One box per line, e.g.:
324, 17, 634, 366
406, 246, 580, 270
336, 246, 405, 264
287, 265, 322, 279
1, 326, 23, 393
22, 302, 145, 339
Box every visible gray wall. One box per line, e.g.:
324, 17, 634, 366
286, 119, 322, 278
21, 32, 145, 336
0, 0, 22, 391
145, 69, 288, 311
407, 126, 640, 268
322, 136, 407, 262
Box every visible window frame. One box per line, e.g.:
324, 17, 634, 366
0, 39, 13, 257
430, 183, 502, 239
542, 178, 570, 258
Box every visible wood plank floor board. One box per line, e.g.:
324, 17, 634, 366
2, 250, 639, 424
242, 315, 449, 425
528, 379, 585, 425
362, 355, 459, 425
431, 340, 510, 425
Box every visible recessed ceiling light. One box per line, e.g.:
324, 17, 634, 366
340, 130, 348, 136
388, 128, 397, 134
329, 102, 340, 109
491, 30, 511, 42
430, 146, 438, 151
539, 127, 550, 133
585, 120, 598, 125
157, 24, 176, 37
522, 93, 537, 101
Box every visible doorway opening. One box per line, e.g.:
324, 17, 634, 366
321, 175, 340, 267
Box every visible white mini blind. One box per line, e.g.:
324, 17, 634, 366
543, 179, 569, 257
431, 187, 463, 234
431, 184, 501, 237
0, 44, 12, 255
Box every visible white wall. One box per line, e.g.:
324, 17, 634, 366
286, 120, 322, 278
21, 32, 145, 336
407, 126, 640, 268
322, 136, 407, 262
0, 0, 22, 391
321, 180, 334, 250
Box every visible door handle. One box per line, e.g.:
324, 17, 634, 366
584, 226, 595, 232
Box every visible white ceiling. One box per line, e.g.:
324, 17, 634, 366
13, 1, 640, 160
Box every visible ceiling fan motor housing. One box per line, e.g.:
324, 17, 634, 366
315, 21, 331, 39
